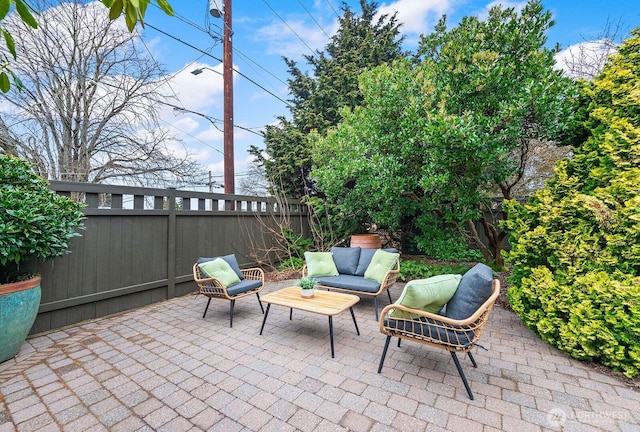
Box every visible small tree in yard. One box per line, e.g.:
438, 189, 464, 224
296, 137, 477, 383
503, 29, 640, 377
312, 0, 576, 264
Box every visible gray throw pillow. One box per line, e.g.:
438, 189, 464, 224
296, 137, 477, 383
330, 247, 361, 275
445, 263, 493, 320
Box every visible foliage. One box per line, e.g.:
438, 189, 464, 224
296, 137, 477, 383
278, 257, 305, 272
398, 257, 472, 282
252, 0, 406, 199
503, 29, 640, 377
0, 155, 85, 283
0, 0, 36, 92
101, 0, 173, 31
296, 276, 317, 290
0, 0, 173, 93
311, 0, 576, 264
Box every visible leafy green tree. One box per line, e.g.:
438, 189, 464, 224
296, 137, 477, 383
251, 0, 406, 198
312, 0, 576, 263
503, 28, 640, 377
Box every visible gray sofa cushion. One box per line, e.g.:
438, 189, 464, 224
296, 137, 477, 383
330, 247, 361, 276
197, 254, 245, 280
355, 248, 397, 276
315, 275, 381, 293
445, 263, 494, 320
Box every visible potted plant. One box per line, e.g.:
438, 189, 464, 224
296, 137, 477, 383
297, 276, 317, 298
0, 155, 85, 363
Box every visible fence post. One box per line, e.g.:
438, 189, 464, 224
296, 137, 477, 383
167, 187, 176, 299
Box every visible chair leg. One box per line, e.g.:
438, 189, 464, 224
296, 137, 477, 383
378, 335, 391, 373
468, 351, 478, 368
229, 299, 235, 328
451, 352, 474, 400
203, 297, 212, 318
256, 293, 264, 314
374, 296, 379, 321
387, 289, 392, 303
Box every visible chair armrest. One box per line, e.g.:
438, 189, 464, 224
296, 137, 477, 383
241, 267, 264, 282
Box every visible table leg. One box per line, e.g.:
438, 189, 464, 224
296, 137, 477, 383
259, 303, 271, 335
289, 308, 293, 320
329, 315, 335, 358
349, 307, 360, 335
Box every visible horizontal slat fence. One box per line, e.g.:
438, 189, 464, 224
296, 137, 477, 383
24, 181, 308, 334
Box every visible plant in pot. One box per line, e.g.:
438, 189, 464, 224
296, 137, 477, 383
0, 155, 85, 363
297, 276, 317, 298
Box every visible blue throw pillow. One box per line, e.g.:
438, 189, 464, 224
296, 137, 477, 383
330, 247, 361, 275
445, 263, 494, 320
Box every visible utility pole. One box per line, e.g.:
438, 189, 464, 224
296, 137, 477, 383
222, 0, 234, 194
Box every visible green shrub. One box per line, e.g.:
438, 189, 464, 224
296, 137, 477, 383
0, 155, 85, 283
503, 30, 640, 377
399, 257, 472, 281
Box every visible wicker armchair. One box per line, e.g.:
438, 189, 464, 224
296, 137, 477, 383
193, 262, 265, 327
378, 278, 500, 400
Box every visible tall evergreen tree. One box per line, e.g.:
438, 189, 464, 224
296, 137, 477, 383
251, 0, 406, 198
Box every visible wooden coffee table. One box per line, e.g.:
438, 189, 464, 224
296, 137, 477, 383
259, 287, 360, 358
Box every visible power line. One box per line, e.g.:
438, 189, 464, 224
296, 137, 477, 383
297, 0, 330, 39
145, 21, 292, 108
261, 0, 317, 56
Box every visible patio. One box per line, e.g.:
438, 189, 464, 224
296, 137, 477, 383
1, 279, 638, 432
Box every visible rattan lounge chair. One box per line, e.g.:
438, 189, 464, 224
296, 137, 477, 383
193, 256, 265, 327
378, 264, 500, 400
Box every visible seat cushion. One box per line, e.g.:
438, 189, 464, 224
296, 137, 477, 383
226, 279, 262, 296
390, 274, 461, 317
330, 247, 361, 276
304, 252, 339, 277
383, 317, 474, 348
364, 250, 399, 283
315, 275, 381, 293
198, 258, 241, 287
197, 254, 245, 280
445, 263, 494, 320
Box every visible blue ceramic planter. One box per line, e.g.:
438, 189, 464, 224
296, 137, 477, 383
0, 277, 41, 363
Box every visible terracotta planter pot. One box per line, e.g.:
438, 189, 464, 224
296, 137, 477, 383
0, 276, 42, 363
350, 234, 382, 249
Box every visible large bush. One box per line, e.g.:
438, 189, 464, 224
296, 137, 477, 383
0, 155, 85, 283
503, 30, 640, 377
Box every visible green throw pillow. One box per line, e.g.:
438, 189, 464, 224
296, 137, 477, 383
304, 252, 339, 277
364, 249, 399, 283
390, 274, 462, 318
198, 258, 241, 287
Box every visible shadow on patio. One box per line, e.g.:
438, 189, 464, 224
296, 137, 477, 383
1, 280, 638, 431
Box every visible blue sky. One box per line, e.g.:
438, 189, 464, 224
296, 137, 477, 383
141, 0, 640, 191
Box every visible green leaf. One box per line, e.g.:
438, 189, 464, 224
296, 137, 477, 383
3, 29, 16, 59
124, 1, 138, 31
108, 0, 123, 21
0, 0, 10, 21
0, 72, 10, 93
156, 0, 174, 16
101, 0, 114, 7
14, 0, 38, 29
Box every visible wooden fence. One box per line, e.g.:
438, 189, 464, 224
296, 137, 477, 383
24, 182, 309, 334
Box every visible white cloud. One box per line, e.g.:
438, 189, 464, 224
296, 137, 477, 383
554, 39, 617, 80
378, 0, 452, 35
